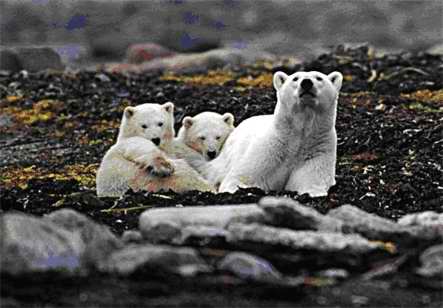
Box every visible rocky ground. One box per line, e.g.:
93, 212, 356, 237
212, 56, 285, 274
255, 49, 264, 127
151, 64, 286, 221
1, 46, 442, 307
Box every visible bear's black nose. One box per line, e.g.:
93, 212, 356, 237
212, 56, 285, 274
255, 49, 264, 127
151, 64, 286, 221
151, 138, 161, 146
207, 150, 217, 160
300, 79, 313, 91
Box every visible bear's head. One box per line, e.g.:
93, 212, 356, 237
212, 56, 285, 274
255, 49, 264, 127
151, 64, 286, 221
273, 71, 343, 113
178, 111, 235, 161
118, 102, 175, 146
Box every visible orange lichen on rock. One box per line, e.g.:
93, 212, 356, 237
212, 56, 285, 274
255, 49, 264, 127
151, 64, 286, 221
237, 73, 273, 88
161, 70, 234, 86
401, 89, 443, 105
1, 163, 99, 189
1, 99, 63, 125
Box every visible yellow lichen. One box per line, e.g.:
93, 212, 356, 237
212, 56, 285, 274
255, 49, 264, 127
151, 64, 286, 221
237, 73, 273, 88
161, 70, 234, 86
401, 89, 443, 105
1, 99, 63, 125
1, 163, 99, 189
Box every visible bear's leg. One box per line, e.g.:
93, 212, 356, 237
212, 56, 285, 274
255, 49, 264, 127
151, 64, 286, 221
285, 155, 336, 197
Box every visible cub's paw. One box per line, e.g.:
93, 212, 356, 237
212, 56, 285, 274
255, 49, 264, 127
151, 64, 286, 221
146, 156, 175, 178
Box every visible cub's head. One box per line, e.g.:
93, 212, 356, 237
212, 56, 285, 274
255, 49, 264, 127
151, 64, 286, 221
178, 111, 235, 161
119, 102, 175, 146
273, 71, 343, 112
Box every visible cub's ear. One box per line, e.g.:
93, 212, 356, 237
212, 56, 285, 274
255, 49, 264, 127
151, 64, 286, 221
328, 72, 343, 91
222, 113, 235, 127
182, 116, 194, 129
162, 101, 174, 114
124, 106, 135, 118
273, 71, 288, 91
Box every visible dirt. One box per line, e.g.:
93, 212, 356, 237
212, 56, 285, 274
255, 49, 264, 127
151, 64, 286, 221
1, 46, 442, 307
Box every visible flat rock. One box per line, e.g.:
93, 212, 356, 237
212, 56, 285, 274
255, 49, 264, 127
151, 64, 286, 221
100, 244, 211, 277
139, 204, 265, 243
173, 225, 230, 246
15, 47, 65, 72
259, 197, 342, 232
46, 209, 122, 267
327, 204, 413, 241
227, 223, 382, 254
398, 211, 443, 228
218, 252, 283, 283
1, 212, 83, 274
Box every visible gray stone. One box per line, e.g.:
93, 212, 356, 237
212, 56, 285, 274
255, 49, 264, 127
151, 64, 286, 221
417, 244, 443, 278
15, 47, 64, 72
398, 211, 443, 228
427, 43, 443, 55
139, 204, 265, 243
126, 43, 176, 64
100, 244, 211, 277
218, 252, 283, 283
1, 213, 83, 274
328, 204, 412, 241
227, 223, 382, 254
259, 197, 342, 232
121, 230, 143, 244
0, 49, 21, 71
174, 225, 230, 246
46, 209, 122, 267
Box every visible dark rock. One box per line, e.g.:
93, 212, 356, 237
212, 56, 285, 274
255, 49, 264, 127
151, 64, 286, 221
139, 204, 265, 243
1, 212, 83, 274
15, 47, 64, 72
227, 223, 383, 254
0, 49, 21, 71
46, 209, 122, 267
100, 244, 211, 277
126, 43, 176, 64
259, 197, 342, 231
217, 252, 283, 283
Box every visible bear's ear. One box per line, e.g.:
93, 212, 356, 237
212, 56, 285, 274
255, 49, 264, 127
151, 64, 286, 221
273, 71, 288, 90
183, 116, 194, 129
162, 101, 174, 114
222, 113, 235, 126
328, 72, 343, 91
124, 106, 135, 118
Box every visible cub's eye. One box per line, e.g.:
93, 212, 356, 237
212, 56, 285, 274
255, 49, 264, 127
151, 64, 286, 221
141, 124, 148, 129
199, 136, 206, 141
316, 77, 323, 81
158, 122, 163, 127
215, 136, 221, 141
293, 77, 299, 82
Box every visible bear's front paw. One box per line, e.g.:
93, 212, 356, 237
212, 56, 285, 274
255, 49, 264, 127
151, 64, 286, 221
145, 156, 175, 178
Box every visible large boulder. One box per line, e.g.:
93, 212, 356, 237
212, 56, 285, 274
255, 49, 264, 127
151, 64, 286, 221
1, 212, 84, 274
15, 47, 65, 72
139, 204, 264, 243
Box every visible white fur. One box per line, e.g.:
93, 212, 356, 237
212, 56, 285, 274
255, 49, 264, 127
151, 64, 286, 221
177, 111, 235, 161
96, 102, 215, 197
195, 71, 342, 197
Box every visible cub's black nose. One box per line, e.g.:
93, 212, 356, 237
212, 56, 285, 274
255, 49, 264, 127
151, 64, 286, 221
151, 138, 161, 146
207, 150, 217, 160
300, 79, 313, 91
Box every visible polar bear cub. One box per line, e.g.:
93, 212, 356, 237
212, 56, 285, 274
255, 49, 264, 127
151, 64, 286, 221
96, 102, 215, 197
177, 112, 235, 161
197, 70, 343, 197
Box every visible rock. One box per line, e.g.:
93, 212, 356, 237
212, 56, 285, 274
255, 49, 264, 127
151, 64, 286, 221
46, 209, 122, 267
100, 244, 211, 277
126, 43, 176, 64
121, 230, 143, 244
398, 211, 443, 228
427, 43, 443, 55
416, 244, 443, 289
227, 223, 383, 254
259, 197, 342, 232
173, 225, 230, 246
1, 212, 83, 274
139, 204, 265, 243
328, 204, 413, 241
0, 49, 21, 71
218, 252, 283, 283
108, 48, 275, 74
158, 30, 221, 53
15, 47, 64, 72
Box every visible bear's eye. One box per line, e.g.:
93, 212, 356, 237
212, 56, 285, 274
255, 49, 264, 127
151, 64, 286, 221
158, 122, 163, 127
293, 77, 299, 82
316, 77, 323, 81
215, 136, 221, 141
199, 136, 206, 141
141, 124, 148, 129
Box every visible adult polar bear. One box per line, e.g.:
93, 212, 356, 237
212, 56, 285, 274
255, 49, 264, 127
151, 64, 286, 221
197, 70, 343, 197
